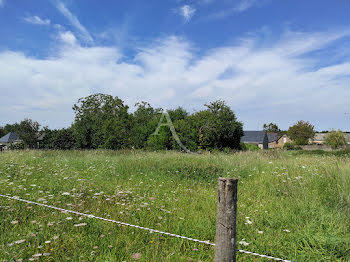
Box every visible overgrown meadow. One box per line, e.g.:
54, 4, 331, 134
0, 150, 349, 261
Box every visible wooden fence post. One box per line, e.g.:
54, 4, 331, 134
214, 178, 238, 262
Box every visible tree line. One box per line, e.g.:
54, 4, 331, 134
1, 93, 346, 151
0, 94, 244, 151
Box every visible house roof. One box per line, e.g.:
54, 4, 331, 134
241, 131, 267, 143
314, 132, 350, 142
278, 134, 289, 140
267, 133, 278, 142
0, 132, 20, 143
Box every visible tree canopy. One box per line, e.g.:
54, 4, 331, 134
287, 120, 315, 145
263, 123, 280, 133
173, 100, 243, 151
72, 93, 131, 149
325, 130, 347, 149
1, 94, 244, 152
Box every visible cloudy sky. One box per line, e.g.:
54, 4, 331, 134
1, 0, 350, 131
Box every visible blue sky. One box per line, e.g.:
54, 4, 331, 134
1, 0, 350, 131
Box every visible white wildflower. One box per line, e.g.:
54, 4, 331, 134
239, 239, 250, 246
245, 217, 253, 225
74, 223, 87, 227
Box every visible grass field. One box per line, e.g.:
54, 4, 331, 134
0, 150, 349, 261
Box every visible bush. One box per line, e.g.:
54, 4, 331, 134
240, 143, 260, 151
8, 142, 26, 150
283, 142, 302, 150
325, 130, 347, 149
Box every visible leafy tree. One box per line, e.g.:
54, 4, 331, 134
39, 128, 75, 150
146, 107, 188, 150
130, 102, 162, 149
168, 107, 188, 121
287, 120, 315, 145
72, 94, 131, 149
174, 100, 243, 151
325, 130, 347, 149
173, 116, 200, 151
4, 123, 20, 133
263, 123, 280, 133
146, 125, 171, 150
16, 119, 40, 147
0, 127, 5, 138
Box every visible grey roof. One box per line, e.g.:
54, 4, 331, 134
241, 131, 267, 143
0, 132, 20, 143
314, 132, 350, 142
37, 133, 46, 141
267, 133, 278, 142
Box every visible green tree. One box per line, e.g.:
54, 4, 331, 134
4, 123, 20, 133
146, 125, 171, 150
263, 123, 280, 133
16, 119, 40, 147
72, 93, 131, 149
40, 128, 76, 150
130, 102, 162, 149
0, 127, 5, 138
146, 107, 188, 150
287, 120, 315, 145
325, 130, 347, 149
174, 100, 243, 151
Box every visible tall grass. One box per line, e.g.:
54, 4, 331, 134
0, 150, 349, 261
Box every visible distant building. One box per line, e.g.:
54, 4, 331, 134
241, 131, 268, 149
311, 133, 327, 144
311, 132, 350, 145
0, 132, 22, 150
276, 134, 292, 148
267, 132, 278, 149
345, 133, 350, 144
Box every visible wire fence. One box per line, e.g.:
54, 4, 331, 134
0, 194, 293, 262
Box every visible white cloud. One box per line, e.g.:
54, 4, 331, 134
59, 31, 77, 46
0, 30, 350, 130
234, 0, 258, 12
55, 1, 93, 43
207, 0, 266, 20
178, 5, 196, 22
24, 15, 51, 25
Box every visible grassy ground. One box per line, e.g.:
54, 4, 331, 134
0, 150, 349, 261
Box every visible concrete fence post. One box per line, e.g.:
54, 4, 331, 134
214, 178, 238, 262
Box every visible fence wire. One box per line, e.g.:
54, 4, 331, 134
0, 194, 293, 262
